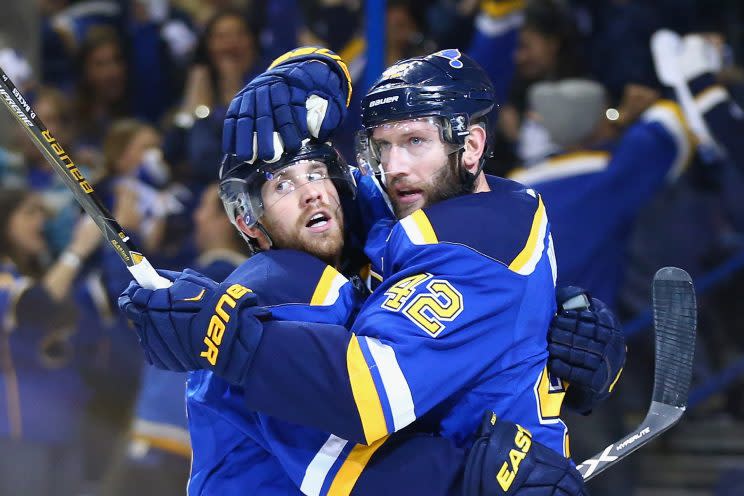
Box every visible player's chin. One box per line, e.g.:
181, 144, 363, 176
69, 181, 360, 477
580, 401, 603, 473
392, 198, 425, 219
302, 229, 344, 261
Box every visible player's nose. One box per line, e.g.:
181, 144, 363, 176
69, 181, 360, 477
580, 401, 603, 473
300, 181, 325, 205
383, 145, 411, 177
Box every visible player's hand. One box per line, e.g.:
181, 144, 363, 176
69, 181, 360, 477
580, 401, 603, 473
548, 286, 626, 414
464, 412, 587, 496
222, 47, 351, 164
118, 268, 271, 384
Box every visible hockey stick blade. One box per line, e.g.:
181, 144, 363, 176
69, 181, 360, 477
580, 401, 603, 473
577, 267, 697, 480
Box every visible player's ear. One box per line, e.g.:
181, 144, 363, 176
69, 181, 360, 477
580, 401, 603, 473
236, 215, 271, 250
461, 124, 486, 174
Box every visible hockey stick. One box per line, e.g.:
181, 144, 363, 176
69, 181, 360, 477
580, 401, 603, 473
576, 266, 697, 481
0, 68, 169, 289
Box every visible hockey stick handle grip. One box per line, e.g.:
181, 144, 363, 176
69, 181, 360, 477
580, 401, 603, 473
0, 67, 170, 290
128, 260, 172, 290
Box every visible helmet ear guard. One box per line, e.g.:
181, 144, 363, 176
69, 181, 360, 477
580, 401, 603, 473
446, 114, 470, 145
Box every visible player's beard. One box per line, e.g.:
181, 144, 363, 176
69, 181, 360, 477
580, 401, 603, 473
389, 155, 469, 218
262, 202, 345, 267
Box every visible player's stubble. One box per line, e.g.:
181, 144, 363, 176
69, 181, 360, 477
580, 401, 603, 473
389, 155, 468, 218
262, 200, 345, 267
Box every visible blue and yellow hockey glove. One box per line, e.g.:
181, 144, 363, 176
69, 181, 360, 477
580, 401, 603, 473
464, 412, 588, 496
549, 286, 626, 414
222, 46, 352, 164
118, 269, 270, 385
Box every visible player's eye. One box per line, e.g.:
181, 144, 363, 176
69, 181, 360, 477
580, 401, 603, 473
409, 136, 428, 146
307, 171, 325, 182
275, 179, 294, 194
375, 141, 391, 153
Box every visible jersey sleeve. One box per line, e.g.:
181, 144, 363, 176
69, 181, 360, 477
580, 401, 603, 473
350, 433, 465, 496
627, 99, 695, 182
253, 423, 465, 496
688, 73, 744, 170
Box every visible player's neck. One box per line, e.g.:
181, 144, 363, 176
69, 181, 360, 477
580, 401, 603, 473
473, 172, 490, 193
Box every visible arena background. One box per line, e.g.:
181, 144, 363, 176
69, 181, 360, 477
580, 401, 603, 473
0, 1, 743, 494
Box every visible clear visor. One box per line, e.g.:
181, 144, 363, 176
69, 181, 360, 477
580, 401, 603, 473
219, 159, 348, 227
355, 117, 463, 177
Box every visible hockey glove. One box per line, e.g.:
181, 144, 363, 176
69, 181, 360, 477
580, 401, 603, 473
549, 286, 626, 414
118, 268, 271, 385
464, 412, 588, 496
222, 46, 351, 164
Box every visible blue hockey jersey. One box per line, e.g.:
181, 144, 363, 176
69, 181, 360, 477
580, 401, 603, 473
689, 73, 744, 170
507, 100, 692, 306
238, 177, 566, 453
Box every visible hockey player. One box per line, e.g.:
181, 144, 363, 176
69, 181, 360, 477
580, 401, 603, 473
120, 49, 624, 495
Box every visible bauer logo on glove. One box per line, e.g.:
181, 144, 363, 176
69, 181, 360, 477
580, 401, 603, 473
201, 283, 253, 365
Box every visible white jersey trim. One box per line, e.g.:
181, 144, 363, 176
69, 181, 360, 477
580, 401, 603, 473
509, 153, 610, 185
300, 434, 348, 496
364, 336, 416, 430
642, 102, 692, 181
475, 11, 524, 37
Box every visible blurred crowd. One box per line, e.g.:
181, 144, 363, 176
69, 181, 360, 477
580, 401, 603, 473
0, 0, 743, 494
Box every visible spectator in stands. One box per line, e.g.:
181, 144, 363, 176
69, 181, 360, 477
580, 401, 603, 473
74, 28, 130, 151
173, 0, 254, 30
0, 82, 104, 255
468, 0, 587, 169
506, 0, 587, 161
99, 119, 176, 254
127, 0, 198, 123
0, 188, 101, 496
167, 8, 263, 185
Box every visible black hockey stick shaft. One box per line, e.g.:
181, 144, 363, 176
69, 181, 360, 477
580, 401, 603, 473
577, 267, 697, 480
0, 68, 169, 289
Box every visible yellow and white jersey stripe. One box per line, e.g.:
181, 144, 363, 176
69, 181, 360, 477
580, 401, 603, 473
347, 334, 415, 445
399, 210, 439, 245
311, 266, 350, 306
508, 151, 611, 185
641, 100, 693, 180
301, 435, 388, 496
508, 194, 550, 276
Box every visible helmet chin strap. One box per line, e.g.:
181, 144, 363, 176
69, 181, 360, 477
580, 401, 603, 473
254, 221, 275, 250
454, 148, 479, 195
239, 213, 275, 253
